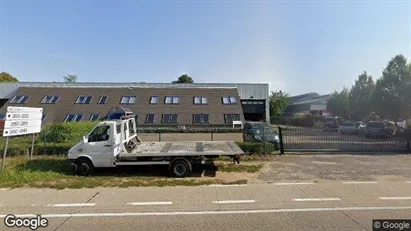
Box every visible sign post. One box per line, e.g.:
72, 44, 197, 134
1, 106, 43, 171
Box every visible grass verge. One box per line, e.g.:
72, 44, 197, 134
0, 156, 261, 189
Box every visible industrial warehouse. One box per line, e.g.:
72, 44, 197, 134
0, 82, 269, 126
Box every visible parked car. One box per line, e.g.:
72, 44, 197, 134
323, 116, 344, 132
338, 121, 366, 134
243, 121, 280, 149
365, 121, 396, 138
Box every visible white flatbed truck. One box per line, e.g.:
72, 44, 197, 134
68, 116, 244, 177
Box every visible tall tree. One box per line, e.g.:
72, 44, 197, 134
63, 74, 77, 83
269, 90, 290, 116
372, 55, 411, 121
327, 88, 350, 118
172, 74, 194, 83
0, 72, 19, 82
349, 72, 375, 120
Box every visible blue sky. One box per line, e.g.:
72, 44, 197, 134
1, 0, 410, 95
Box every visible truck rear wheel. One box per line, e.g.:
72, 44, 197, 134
170, 159, 192, 178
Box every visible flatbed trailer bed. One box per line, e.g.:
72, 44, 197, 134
118, 141, 243, 158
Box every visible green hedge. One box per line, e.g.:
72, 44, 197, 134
289, 114, 315, 127
40, 122, 99, 143
0, 143, 73, 157
236, 142, 278, 154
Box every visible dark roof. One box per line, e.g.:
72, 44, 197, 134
0, 87, 244, 125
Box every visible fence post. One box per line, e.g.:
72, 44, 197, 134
278, 126, 284, 155
263, 127, 266, 154
159, 132, 162, 142
407, 140, 410, 152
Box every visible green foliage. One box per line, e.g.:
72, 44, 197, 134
0, 72, 19, 82
269, 90, 290, 116
349, 72, 375, 120
63, 74, 77, 83
289, 113, 315, 127
40, 122, 99, 143
372, 55, 411, 121
327, 88, 350, 118
172, 74, 194, 83
330, 54, 411, 122
363, 112, 381, 122
236, 142, 278, 154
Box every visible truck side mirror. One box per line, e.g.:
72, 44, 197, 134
83, 136, 88, 144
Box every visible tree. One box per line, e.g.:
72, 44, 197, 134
0, 72, 19, 82
327, 88, 350, 118
349, 72, 375, 120
269, 90, 290, 116
63, 74, 77, 83
172, 74, 194, 83
372, 55, 411, 121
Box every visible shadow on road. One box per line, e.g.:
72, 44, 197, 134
14, 158, 219, 178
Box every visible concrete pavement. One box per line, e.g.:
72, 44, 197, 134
1, 180, 411, 230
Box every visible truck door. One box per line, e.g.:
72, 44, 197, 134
84, 124, 114, 167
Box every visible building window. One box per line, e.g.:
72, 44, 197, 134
194, 96, 208, 105
98, 96, 108, 104
222, 96, 238, 105
161, 114, 178, 123
224, 114, 241, 123
42, 114, 47, 122
193, 114, 209, 124
9, 95, 29, 104
164, 96, 180, 104
145, 114, 155, 124
75, 96, 93, 104
64, 114, 84, 122
120, 96, 136, 104
89, 114, 99, 121
150, 96, 159, 104
41, 96, 59, 104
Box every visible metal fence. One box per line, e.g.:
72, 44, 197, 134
280, 127, 410, 153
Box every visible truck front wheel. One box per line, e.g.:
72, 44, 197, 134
76, 158, 94, 176
170, 159, 192, 178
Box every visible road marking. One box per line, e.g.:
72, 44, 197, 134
293, 198, 341, 202
272, 182, 314, 186
127, 202, 173, 206
341, 181, 377, 184
212, 200, 256, 204
379, 197, 411, 200
2, 206, 411, 219
209, 184, 247, 187
406, 181, 411, 183
0, 188, 9, 191
47, 203, 96, 207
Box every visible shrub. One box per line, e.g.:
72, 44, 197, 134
1, 143, 30, 157
290, 114, 315, 127
236, 142, 278, 154
34, 143, 73, 155
40, 122, 99, 143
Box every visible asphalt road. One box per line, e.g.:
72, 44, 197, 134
1, 154, 411, 231
1, 180, 411, 231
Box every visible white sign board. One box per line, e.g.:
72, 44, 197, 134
2, 106, 43, 137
